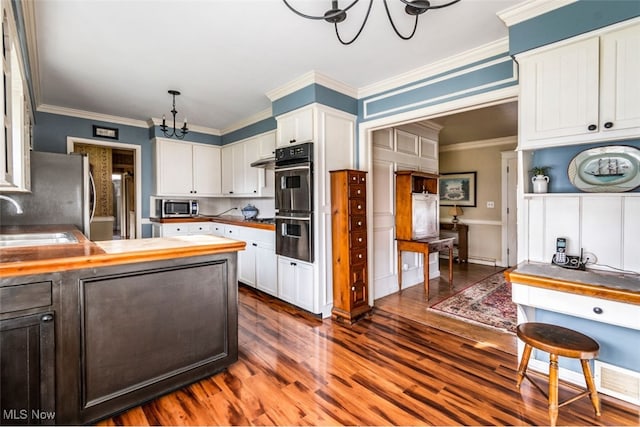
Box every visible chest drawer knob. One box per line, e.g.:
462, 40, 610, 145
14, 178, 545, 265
593, 307, 603, 315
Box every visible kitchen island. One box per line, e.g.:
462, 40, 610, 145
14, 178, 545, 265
0, 225, 245, 425
506, 262, 640, 405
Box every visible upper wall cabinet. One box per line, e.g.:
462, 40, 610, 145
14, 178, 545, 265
153, 138, 221, 197
276, 107, 314, 147
221, 131, 275, 197
518, 21, 640, 149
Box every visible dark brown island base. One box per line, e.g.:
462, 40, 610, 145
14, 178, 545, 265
0, 225, 244, 425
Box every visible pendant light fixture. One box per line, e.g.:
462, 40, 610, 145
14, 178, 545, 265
282, 0, 461, 45
160, 90, 189, 139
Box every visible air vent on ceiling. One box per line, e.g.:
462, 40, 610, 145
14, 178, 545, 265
594, 361, 640, 405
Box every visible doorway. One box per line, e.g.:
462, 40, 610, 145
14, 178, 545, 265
364, 96, 519, 303
67, 137, 142, 240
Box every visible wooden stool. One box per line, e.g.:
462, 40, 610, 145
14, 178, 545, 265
516, 323, 601, 427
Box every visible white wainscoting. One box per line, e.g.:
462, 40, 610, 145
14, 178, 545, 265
523, 193, 640, 272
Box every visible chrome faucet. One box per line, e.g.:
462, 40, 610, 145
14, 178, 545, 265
0, 195, 23, 214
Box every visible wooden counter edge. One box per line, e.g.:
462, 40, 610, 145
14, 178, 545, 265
0, 241, 246, 278
150, 216, 276, 231
505, 270, 640, 305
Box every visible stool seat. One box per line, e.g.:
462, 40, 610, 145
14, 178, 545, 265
515, 322, 601, 427
517, 322, 600, 359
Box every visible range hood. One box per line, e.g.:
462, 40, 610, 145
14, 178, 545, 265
250, 156, 276, 169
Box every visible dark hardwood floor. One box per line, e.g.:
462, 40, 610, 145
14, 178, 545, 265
99, 261, 639, 426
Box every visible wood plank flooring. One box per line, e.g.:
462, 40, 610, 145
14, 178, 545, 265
99, 261, 639, 426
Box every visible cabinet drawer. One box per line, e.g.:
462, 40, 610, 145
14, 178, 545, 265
350, 247, 367, 264
188, 223, 212, 234
348, 184, 365, 198
161, 223, 189, 235
350, 231, 366, 249
349, 199, 366, 215
350, 263, 367, 286
429, 239, 453, 252
349, 215, 366, 232
0, 281, 52, 314
521, 285, 639, 330
348, 172, 366, 184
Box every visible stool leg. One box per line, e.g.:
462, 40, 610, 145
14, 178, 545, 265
549, 354, 559, 427
580, 359, 601, 416
516, 344, 533, 388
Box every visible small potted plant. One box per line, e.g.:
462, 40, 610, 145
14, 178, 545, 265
530, 166, 551, 193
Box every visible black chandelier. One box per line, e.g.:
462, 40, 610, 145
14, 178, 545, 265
282, 0, 461, 45
160, 90, 189, 139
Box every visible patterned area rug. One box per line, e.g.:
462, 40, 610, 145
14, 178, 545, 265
429, 271, 517, 334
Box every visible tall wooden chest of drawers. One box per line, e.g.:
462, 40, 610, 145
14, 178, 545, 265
330, 169, 371, 323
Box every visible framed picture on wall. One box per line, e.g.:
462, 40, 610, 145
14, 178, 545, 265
439, 172, 477, 207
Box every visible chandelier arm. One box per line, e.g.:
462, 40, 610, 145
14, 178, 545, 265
383, 0, 419, 40
397, 0, 461, 10
334, 0, 373, 45
282, 0, 361, 21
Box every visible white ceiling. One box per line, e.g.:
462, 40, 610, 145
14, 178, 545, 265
31, 0, 525, 134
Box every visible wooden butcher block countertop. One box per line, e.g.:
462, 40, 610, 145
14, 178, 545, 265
0, 224, 245, 278
150, 215, 276, 231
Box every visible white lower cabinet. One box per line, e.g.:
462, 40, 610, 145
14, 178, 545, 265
227, 225, 276, 294
152, 222, 211, 237
277, 255, 314, 312
209, 222, 226, 237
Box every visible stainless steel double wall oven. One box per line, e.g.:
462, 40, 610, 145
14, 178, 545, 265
274, 142, 313, 262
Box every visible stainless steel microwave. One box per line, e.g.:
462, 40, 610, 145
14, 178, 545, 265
156, 199, 199, 218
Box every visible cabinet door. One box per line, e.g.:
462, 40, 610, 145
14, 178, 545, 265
192, 145, 221, 196
221, 145, 234, 195
156, 140, 194, 195
238, 240, 257, 287
257, 131, 276, 159
276, 108, 313, 147
294, 261, 314, 312
243, 137, 260, 196
519, 37, 600, 144
231, 143, 247, 195
256, 240, 277, 297
600, 24, 640, 134
0, 312, 55, 425
277, 256, 296, 304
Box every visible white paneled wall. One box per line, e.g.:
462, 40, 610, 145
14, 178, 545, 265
523, 194, 640, 272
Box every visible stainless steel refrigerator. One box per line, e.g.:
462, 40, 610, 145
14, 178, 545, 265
0, 151, 93, 237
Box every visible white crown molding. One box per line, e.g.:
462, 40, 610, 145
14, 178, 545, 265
21, 0, 41, 108
38, 104, 149, 128
358, 38, 510, 99
265, 70, 358, 102
439, 136, 518, 152
147, 117, 221, 136
498, 0, 577, 27
221, 107, 273, 135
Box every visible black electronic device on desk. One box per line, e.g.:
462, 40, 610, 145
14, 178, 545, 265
552, 237, 586, 270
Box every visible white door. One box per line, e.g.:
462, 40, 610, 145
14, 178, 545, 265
502, 151, 518, 266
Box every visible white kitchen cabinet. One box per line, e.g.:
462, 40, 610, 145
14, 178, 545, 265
276, 107, 314, 147
209, 222, 226, 237
518, 21, 640, 149
151, 221, 212, 237
277, 255, 314, 312
226, 225, 276, 294
153, 138, 221, 196
221, 132, 274, 197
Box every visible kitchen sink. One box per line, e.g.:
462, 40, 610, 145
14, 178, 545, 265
0, 231, 79, 248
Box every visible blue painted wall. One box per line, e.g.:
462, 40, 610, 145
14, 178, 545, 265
510, 0, 640, 55
271, 84, 358, 117
530, 140, 640, 193
536, 309, 638, 373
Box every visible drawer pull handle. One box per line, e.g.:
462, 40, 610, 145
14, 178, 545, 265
588, 124, 597, 131
358, 254, 363, 259
593, 307, 603, 315
41, 314, 53, 322
357, 221, 362, 226
357, 189, 361, 195
357, 205, 362, 209
604, 122, 613, 129
358, 237, 363, 242
351, 286, 355, 291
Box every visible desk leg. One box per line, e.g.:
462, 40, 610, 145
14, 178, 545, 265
448, 246, 454, 288
424, 249, 429, 301
397, 248, 402, 291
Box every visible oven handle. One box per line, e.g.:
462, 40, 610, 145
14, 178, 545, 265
274, 163, 311, 172
276, 215, 311, 221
